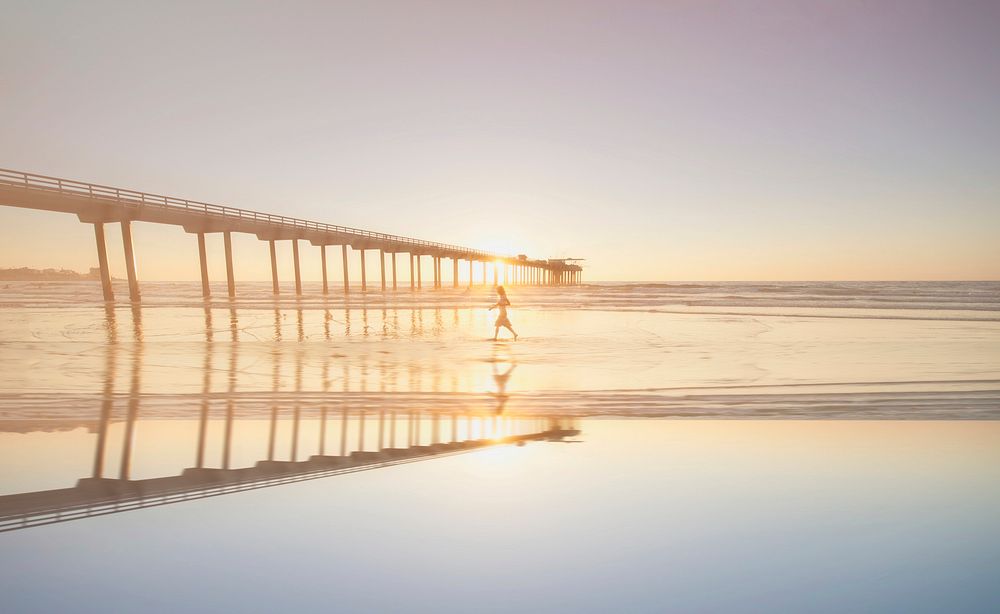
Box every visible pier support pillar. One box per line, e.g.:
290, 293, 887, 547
269, 240, 279, 294
417, 255, 422, 288
409, 253, 415, 290
342, 245, 350, 294
120, 220, 140, 302
224, 231, 236, 298
469, 259, 474, 288
379, 249, 386, 291
93, 223, 114, 302
494, 261, 499, 286
197, 232, 210, 298
360, 249, 367, 291
321, 245, 328, 294
482, 261, 487, 286
292, 239, 302, 295
391, 252, 397, 290
453, 258, 459, 288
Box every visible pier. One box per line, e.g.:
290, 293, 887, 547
0, 168, 584, 302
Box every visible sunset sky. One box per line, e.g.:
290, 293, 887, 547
1, 1, 998, 281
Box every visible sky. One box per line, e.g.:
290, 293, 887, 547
1, 0, 998, 281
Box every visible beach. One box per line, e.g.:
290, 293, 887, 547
1, 281, 999, 610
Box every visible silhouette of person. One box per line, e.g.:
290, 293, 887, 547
489, 285, 518, 341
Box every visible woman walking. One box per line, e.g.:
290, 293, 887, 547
489, 286, 518, 341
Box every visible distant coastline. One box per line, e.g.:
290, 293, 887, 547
0, 267, 119, 281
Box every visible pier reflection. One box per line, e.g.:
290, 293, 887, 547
0, 303, 580, 532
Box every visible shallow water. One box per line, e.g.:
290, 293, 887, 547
1, 281, 998, 612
